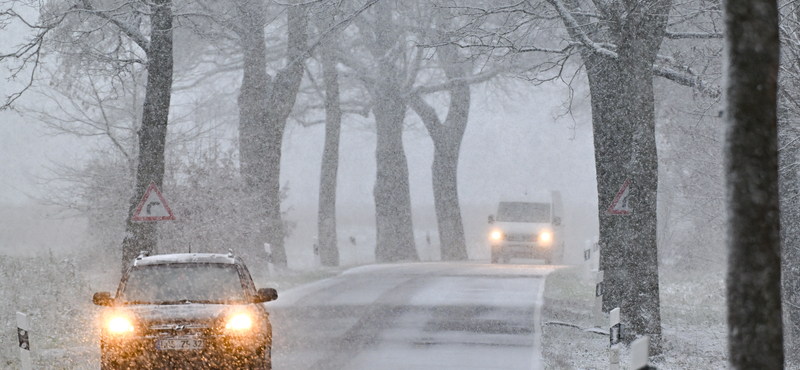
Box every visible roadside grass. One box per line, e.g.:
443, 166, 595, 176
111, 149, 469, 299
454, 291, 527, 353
541, 265, 727, 370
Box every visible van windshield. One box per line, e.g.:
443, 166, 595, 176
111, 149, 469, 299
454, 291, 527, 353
496, 202, 550, 223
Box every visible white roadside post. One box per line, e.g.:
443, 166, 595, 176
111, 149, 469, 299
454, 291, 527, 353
312, 237, 320, 268
595, 271, 604, 326
630, 336, 656, 369
609, 307, 621, 370
264, 243, 275, 276
584, 239, 592, 264
17, 312, 32, 370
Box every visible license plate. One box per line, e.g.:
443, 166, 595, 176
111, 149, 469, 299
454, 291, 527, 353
156, 338, 204, 350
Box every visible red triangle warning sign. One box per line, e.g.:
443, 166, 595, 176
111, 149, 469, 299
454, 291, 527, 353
606, 179, 631, 215
131, 182, 175, 221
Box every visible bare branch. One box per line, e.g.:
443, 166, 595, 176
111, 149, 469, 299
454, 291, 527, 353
665, 31, 723, 39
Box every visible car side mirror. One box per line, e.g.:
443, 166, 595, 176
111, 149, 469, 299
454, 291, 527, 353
255, 288, 278, 303
488, 215, 494, 224
93, 292, 113, 306
553, 217, 562, 226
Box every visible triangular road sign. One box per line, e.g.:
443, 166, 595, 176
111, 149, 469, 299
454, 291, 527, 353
132, 182, 175, 221
606, 179, 631, 215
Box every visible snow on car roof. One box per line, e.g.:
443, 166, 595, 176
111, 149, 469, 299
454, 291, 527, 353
133, 252, 239, 266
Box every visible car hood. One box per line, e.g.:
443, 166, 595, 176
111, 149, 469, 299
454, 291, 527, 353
491, 221, 551, 234
117, 303, 249, 325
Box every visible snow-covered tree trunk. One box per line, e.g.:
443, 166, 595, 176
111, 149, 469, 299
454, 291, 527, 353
409, 45, 470, 261
723, 0, 783, 366
778, 111, 800, 367
237, 0, 271, 271
260, 4, 308, 268
559, 0, 668, 352
121, 0, 173, 271
318, 45, 342, 267
369, 3, 418, 263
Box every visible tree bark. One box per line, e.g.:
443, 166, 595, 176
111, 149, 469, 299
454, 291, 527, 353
723, 0, 783, 367
318, 46, 341, 267
120, 0, 173, 272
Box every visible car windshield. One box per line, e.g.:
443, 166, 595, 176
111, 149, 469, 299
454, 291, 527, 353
120, 263, 245, 304
496, 202, 551, 223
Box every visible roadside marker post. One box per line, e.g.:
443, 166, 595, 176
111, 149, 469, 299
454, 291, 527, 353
17, 312, 32, 370
595, 271, 604, 326
609, 307, 621, 370
630, 336, 656, 370
584, 239, 592, 262
264, 243, 275, 276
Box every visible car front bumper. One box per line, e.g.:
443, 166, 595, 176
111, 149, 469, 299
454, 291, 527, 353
101, 332, 268, 369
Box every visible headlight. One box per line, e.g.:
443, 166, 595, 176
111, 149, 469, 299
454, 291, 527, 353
108, 317, 134, 333
491, 231, 502, 241
226, 314, 253, 330
540, 231, 552, 242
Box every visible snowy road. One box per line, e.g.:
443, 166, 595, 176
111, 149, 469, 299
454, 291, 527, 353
266, 262, 558, 370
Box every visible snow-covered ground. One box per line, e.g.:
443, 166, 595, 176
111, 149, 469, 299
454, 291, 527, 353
540, 266, 727, 369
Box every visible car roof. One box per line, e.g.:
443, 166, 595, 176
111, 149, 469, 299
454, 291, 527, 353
133, 252, 242, 267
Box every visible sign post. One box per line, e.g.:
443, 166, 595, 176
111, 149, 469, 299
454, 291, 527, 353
17, 312, 32, 370
609, 307, 621, 370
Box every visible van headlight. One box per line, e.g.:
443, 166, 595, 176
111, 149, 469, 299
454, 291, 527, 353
491, 230, 502, 241
540, 231, 552, 242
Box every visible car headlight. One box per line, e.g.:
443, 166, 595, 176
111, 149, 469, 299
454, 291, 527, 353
491, 231, 502, 241
540, 231, 552, 242
108, 317, 135, 333
226, 314, 253, 330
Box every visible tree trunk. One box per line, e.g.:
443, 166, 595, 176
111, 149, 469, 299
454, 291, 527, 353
723, 0, 783, 367
318, 47, 341, 267
779, 110, 800, 367
261, 4, 309, 268
370, 3, 418, 263
561, 0, 668, 352
373, 85, 418, 262
237, 0, 271, 271
617, 28, 663, 350
120, 0, 173, 272
408, 45, 470, 261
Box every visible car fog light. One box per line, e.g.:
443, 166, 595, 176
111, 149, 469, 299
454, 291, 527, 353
491, 231, 502, 240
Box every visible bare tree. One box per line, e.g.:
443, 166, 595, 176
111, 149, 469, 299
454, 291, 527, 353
723, 0, 783, 367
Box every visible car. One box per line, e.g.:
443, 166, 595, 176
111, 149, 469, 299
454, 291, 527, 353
92, 251, 277, 369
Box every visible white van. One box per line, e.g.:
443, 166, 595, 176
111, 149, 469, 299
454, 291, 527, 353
488, 191, 564, 264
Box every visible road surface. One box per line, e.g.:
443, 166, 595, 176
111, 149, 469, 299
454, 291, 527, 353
266, 262, 558, 370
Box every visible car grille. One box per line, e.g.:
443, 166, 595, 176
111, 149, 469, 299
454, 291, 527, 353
150, 323, 210, 331
504, 234, 537, 242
